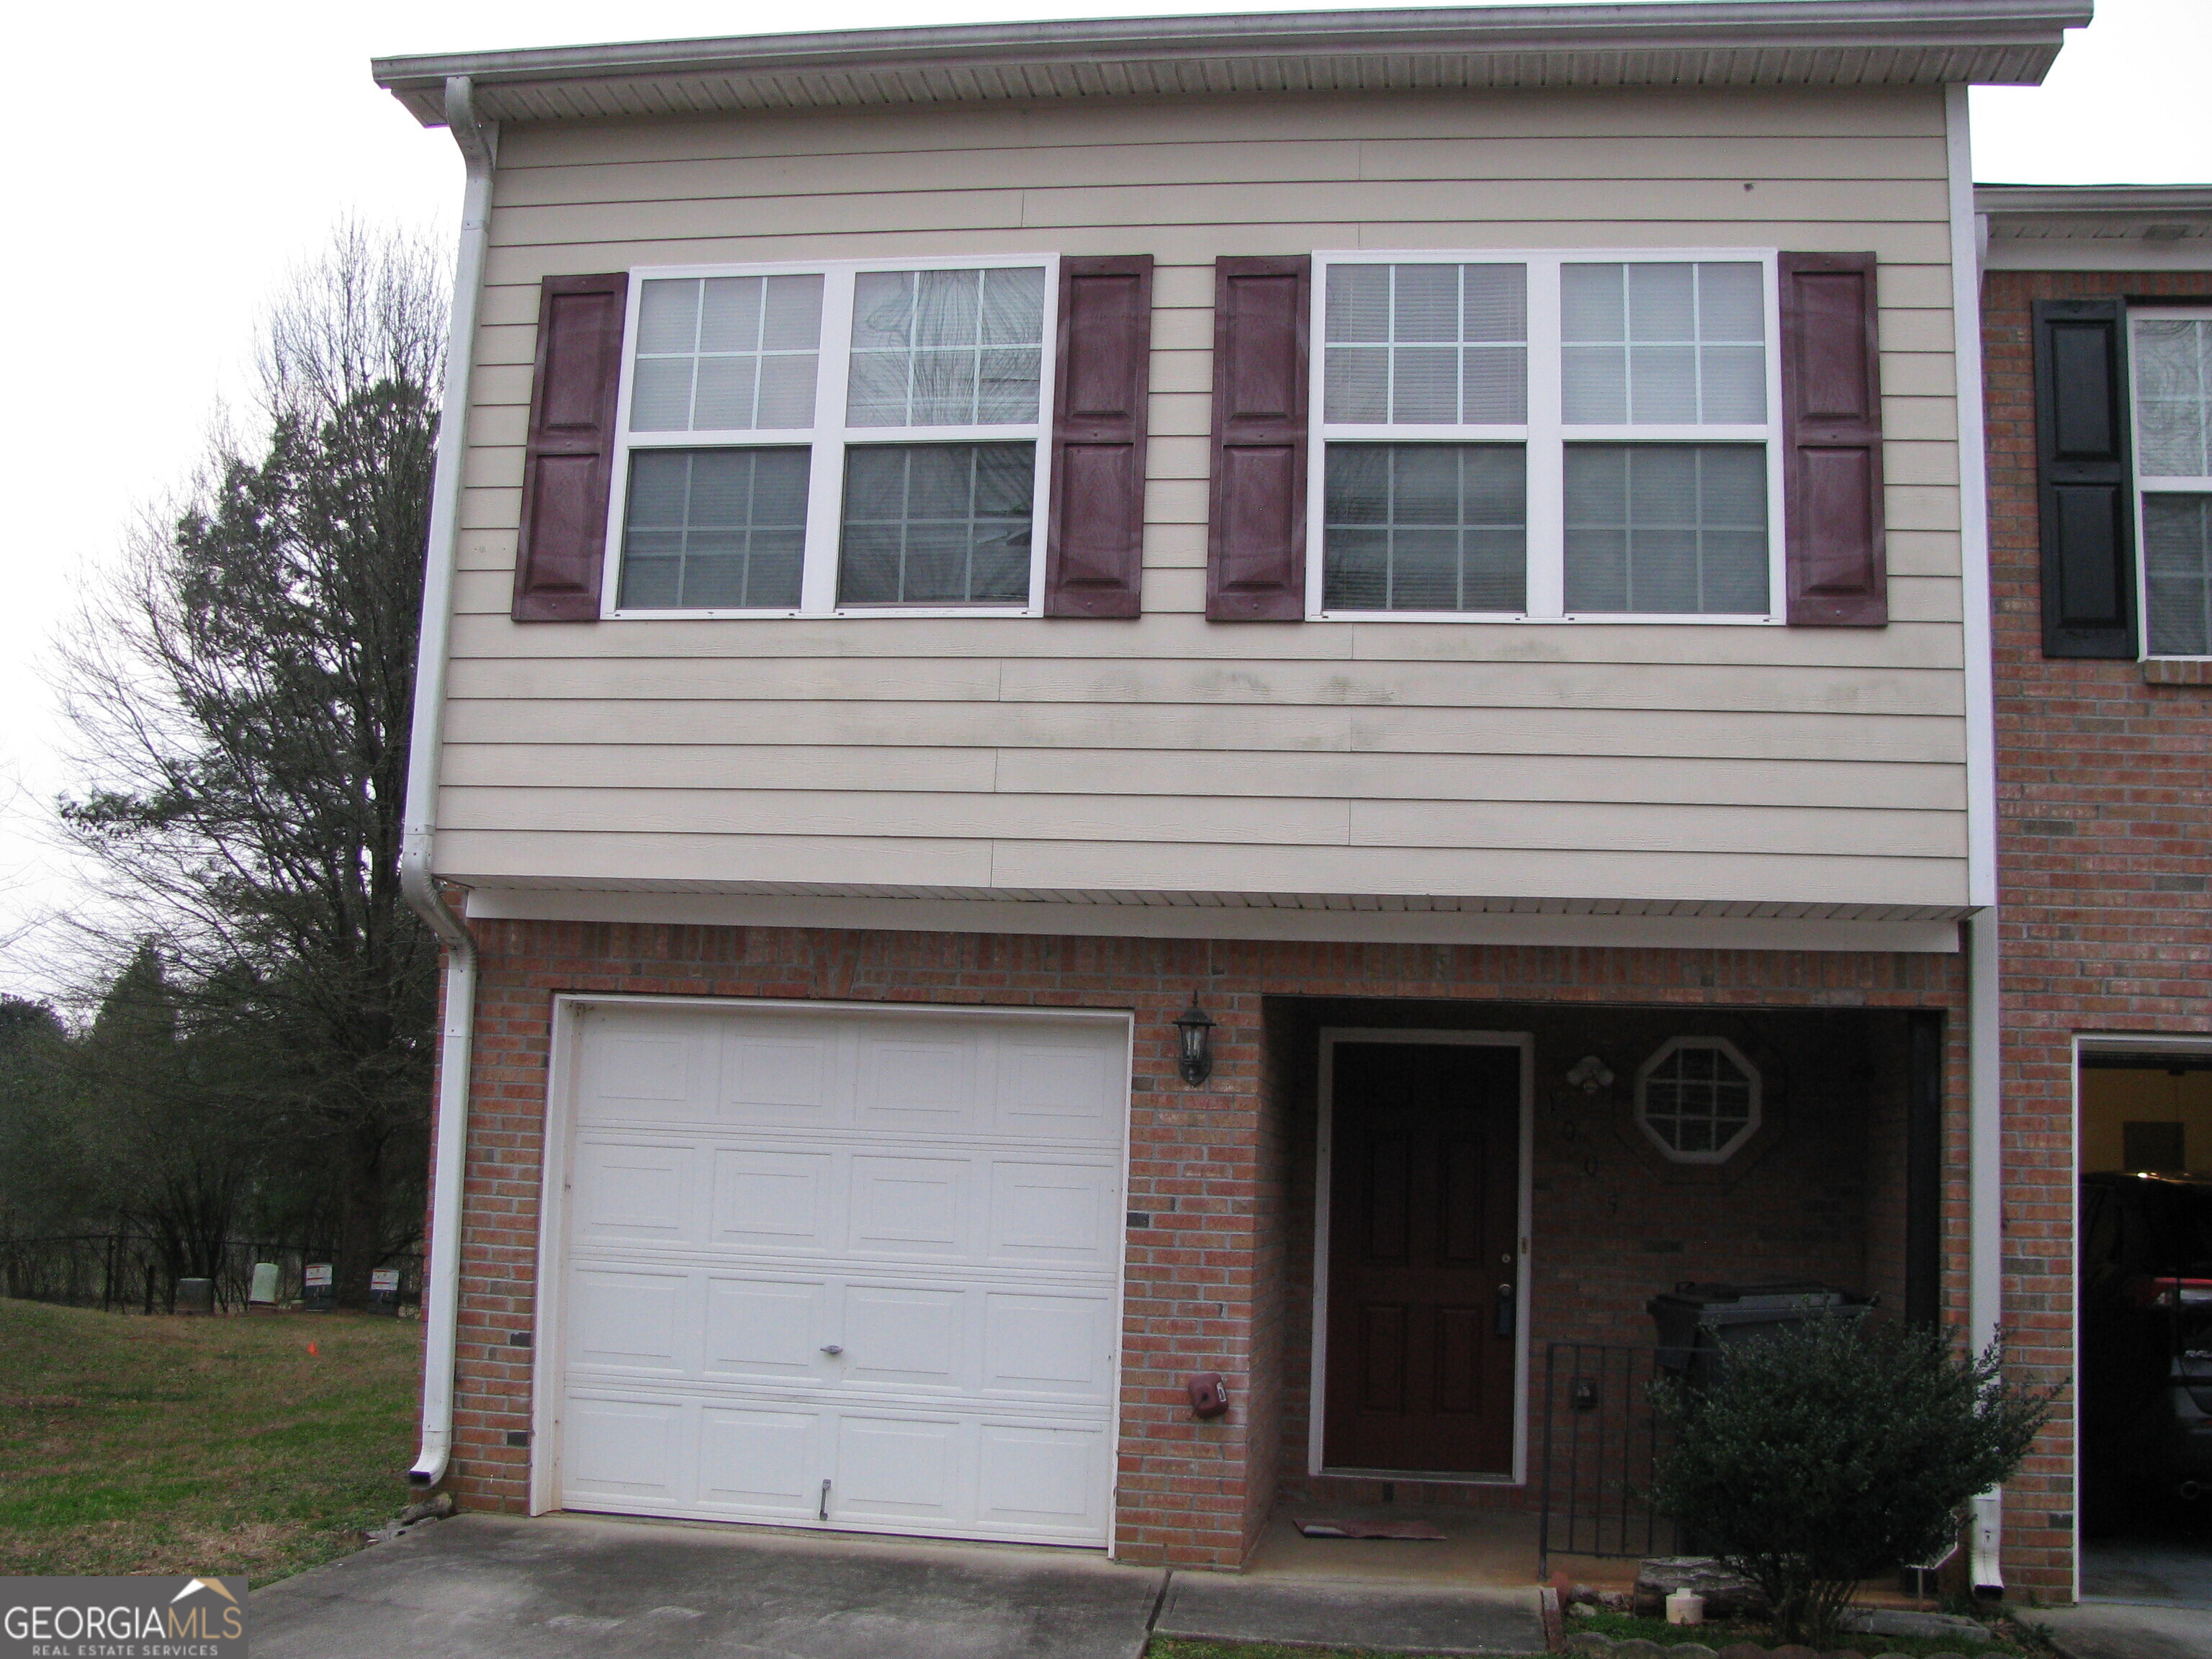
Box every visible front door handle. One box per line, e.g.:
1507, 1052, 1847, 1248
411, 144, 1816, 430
1495, 1283, 1516, 1338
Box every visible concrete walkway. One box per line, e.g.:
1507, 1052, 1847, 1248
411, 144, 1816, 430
1156, 1572, 1547, 1655
2036, 1604, 2212, 1659
251, 1512, 1552, 1659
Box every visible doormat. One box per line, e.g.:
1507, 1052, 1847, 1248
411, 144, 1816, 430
1295, 1517, 1448, 1540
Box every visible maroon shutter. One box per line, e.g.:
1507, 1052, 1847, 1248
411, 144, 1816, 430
1207, 256, 1310, 621
1044, 256, 1154, 618
513, 273, 629, 621
1779, 252, 1887, 626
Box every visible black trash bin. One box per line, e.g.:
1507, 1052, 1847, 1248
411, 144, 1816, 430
1647, 1280, 1871, 1386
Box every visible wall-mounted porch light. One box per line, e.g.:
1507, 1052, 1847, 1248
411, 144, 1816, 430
1174, 994, 1216, 1087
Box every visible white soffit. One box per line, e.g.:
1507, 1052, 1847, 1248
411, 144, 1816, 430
463, 885, 1966, 954
1978, 184, 2212, 272
373, 1, 2086, 127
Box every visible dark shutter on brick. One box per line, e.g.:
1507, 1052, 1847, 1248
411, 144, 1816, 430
1207, 256, 1310, 621
2033, 297, 2138, 658
513, 273, 629, 621
1044, 256, 1154, 618
1779, 252, 1887, 626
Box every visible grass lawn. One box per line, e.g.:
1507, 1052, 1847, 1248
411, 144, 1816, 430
1566, 1609, 2045, 1658
0, 1297, 422, 1584
1148, 1643, 1496, 1659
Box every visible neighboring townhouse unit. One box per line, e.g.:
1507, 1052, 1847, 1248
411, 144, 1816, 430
375, 0, 2081, 1586
1978, 182, 2212, 1601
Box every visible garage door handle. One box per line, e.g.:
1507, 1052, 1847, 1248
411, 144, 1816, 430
820, 1344, 843, 1356
819, 1478, 832, 1521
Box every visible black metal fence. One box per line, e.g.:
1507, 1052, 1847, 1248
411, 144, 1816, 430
1537, 1341, 1680, 1578
0, 1233, 423, 1314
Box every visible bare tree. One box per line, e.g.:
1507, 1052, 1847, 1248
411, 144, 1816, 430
55, 222, 448, 1300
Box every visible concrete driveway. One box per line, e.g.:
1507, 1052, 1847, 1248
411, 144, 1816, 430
251, 1514, 1167, 1659
251, 1511, 1551, 1659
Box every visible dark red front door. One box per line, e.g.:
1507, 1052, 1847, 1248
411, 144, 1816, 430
1323, 1040, 1521, 1475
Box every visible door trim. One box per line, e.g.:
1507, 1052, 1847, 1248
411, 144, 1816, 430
526, 992, 1135, 1553
1306, 1028, 1534, 1486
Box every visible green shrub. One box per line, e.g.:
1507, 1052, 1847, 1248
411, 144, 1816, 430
1647, 1316, 2051, 1648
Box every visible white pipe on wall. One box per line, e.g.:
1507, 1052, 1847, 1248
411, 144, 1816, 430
403, 74, 496, 1491
1947, 79, 2006, 1600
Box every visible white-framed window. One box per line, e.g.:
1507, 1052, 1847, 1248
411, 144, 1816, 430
606, 255, 1059, 618
1635, 1035, 1762, 1164
1306, 250, 1785, 624
2131, 308, 2212, 659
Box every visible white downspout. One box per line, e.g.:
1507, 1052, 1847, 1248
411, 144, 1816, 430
1947, 79, 2005, 1597
404, 74, 496, 1490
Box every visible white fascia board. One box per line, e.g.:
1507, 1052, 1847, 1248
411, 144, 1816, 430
464, 885, 1963, 955
372, 1, 2085, 127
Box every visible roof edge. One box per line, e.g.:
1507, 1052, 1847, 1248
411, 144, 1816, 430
373, 0, 2092, 127
1977, 183, 2212, 217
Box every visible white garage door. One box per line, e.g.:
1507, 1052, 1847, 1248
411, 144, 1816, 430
551, 1000, 1129, 1546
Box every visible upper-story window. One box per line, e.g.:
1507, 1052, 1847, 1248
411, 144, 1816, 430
1309, 252, 1781, 622
610, 257, 1056, 616
2133, 310, 2212, 657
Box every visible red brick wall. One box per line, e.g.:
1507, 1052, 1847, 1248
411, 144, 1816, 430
1985, 267, 2212, 1599
433, 918, 1966, 1571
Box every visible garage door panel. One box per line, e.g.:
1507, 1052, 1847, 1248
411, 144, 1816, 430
710, 1147, 835, 1253
720, 1021, 842, 1128
703, 1276, 830, 1382
564, 1395, 688, 1503
697, 1406, 822, 1517
578, 1012, 719, 1123
831, 1413, 965, 1524
569, 1268, 691, 1376
856, 1031, 981, 1135
558, 1003, 1125, 1547
996, 1040, 1122, 1142
978, 1423, 1106, 1534
840, 1284, 966, 1391
983, 1291, 1114, 1403
848, 1155, 971, 1258
573, 1138, 696, 1246
987, 1159, 1117, 1267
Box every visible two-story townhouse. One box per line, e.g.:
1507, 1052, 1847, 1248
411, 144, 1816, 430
1978, 181, 2212, 1604
374, 0, 2080, 1583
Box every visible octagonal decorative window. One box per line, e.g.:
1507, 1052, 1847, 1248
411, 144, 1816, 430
1635, 1036, 1761, 1164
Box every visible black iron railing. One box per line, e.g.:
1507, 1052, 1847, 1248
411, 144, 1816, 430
1537, 1341, 1679, 1578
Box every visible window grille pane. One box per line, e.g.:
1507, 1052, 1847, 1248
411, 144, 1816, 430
1563, 444, 1768, 613
2136, 318, 2212, 479
1323, 264, 1528, 424
1562, 262, 1766, 426
847, 268, 1046, 428
837, 442, 1035, 605
618, 448, 809, 610
1323, 444, 1527, 611
631, 275, 823, 432
1640, 1041, 1755, 1159
2145, 493, 2212, 657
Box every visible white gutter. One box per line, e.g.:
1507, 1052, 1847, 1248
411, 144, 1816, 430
1946, 79, 2005, 1599
403, 73, 495, 1491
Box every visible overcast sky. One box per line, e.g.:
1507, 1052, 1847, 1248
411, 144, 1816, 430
0, 0, 2204, 998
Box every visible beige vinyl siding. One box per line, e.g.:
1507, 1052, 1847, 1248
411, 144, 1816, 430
440, 84, 1970, 912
